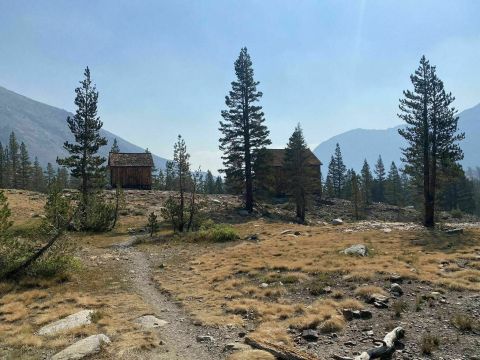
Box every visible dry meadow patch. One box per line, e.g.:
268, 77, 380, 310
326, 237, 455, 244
155, 220, 480, 345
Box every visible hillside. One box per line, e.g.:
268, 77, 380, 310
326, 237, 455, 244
0, 86, 168, 169
314, 103, 480, 171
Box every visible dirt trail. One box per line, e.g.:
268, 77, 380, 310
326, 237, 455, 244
117, 244, 225, 360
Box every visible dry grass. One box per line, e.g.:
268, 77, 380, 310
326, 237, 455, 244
227, 350, 276, 360
153, 220, 480, 345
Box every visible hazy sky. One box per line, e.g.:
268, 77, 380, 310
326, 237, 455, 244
1, 0, 480, 172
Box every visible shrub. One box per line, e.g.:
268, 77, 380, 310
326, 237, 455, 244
147, 212, 160, 238
195, 224, 239, 242
420, 333, 440, 354
77, 193, 116, 232
44, 184, 72, 229
450, 209, 463, 219
392, 300, 409, 317
451, 313, 477, 331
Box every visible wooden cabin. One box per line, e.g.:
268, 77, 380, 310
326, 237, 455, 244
108, 152, 154, 189
265, 148, 322, 196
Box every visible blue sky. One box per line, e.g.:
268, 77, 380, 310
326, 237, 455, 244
1, 0, 480, 172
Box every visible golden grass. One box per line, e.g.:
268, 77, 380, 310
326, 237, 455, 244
227, 350, 276, 360
153, 221, 480, 345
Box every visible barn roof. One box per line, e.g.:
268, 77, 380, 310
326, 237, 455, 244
266, 148, 322, 167
108, 152, 154, 167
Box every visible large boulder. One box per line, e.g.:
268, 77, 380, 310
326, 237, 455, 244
342, 244, 368, 257
38, 310, 94, 336
51, 334, 111, 360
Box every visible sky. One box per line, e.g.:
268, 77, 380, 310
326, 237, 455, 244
1, 0, 480, 173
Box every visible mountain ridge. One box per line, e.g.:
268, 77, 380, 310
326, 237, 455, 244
314, 103, 480, 171
0, 85, 168, 169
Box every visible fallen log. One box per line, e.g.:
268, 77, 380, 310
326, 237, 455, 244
245, 336, 317, 360
333, 327, 405, 360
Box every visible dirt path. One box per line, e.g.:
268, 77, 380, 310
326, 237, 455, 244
116, 244, 226, 360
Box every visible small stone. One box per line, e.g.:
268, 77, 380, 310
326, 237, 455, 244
374, 301, 388, 309
343, 244, 368, 257
344, 340, 356, 346
259, 283, 269, 288
332, 218, 343, 225
390, 283, 404, 296
196, 335, 214, 343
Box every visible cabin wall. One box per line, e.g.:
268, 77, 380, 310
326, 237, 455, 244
110, 166, 152, 189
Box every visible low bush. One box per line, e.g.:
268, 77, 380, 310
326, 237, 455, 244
451, 313, 477, 331
420, 333, 440, 354
195, 224, 239, 242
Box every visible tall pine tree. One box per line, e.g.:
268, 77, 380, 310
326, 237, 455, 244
219, 47, 271, 212
284, 124, 316, 223
18, 142, 31, 190
110, 138, 120, 153
57, 67, 107, 217
326, 143, 346, 198
373, 155, 386, 202
360, 159, 373, 205
398, 56, 464, 227
8, 132, 19, 189
385, 161, 402, 206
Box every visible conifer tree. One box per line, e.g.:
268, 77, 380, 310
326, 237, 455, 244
18, 142, 31, 190
110, 138, 120, 153
165, 161, 175, 191
0, 142, 4, 188
56, 167, 69, 190
219, 47, 271, 212
326, 144, 346, 198
205, 170, 216, 194
373, 155, 386, 202
45, 163, 56, 186
351, 170, 361, 220
215, 176, 224, 194
173, 135, 190, 232
398, 56, 464, 227
31, 157, 46, 193
360, 159, 373, 205
57, 67, 107, 218
385, 161, 402, 206
284, 124, 316, 223
8, 132, 19, 189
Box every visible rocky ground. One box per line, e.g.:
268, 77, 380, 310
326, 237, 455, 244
1, 189, 479, 360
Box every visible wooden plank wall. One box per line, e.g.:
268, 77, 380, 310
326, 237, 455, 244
110, 166, 152, 189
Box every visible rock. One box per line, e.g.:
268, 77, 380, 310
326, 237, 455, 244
368, 293, 389, 304
133, 315, 168, 329
445, 228, 464, 235
302, 329, 319, 341
343, 244, 368, 257
294, 231, 301, 236
224, 342, 252, 351
323, 286, 332, 293
373, 301, 388, 309
342, 309, 354, 321
245, 234, 259, 241
390, 283, 404, 296
389, 274, 403, 283
51, 334, 111, 360
280, 229, 294, 235
383, 228, 392, 233
259, 282, 269, 288
38, 310, 94, 336
344, 340, 357, 346
196, 335, 214, 342
332, 218, 343, 225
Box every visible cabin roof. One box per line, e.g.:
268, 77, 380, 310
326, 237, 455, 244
266, 148, 322, 167
108, 152, 154, 167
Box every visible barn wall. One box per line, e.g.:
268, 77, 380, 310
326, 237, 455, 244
110, 166, 152, 189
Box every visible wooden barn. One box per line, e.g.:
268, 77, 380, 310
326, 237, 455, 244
265, 148, 322, 196
108, 152, 154, 189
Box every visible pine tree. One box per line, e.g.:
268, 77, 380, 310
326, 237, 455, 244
398, 56, 464, 227
57, 67, 107, 218
219, 47, 271, 212
165, 161, 175, 191
45, 163, 56, 186
351, 170, 361, 220
343, 169, 354, 200
284, 124, 317, 223
31, 157, 46, 193
205, 170, 216, 194
385, 161, 402, 206
173, 135, 190, 232
8, 132, 19, 189
56, 167, 69, 190
360, 159, 373, 205
0, 142, 4, 188
215, 176, 224, 194
326, 144, 346, 198
373, 155, 386, 202
18, 142, 31, 189
110, 138, 120, 153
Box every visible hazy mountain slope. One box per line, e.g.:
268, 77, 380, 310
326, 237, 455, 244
314, 103, 480, 171
0, 86, 168, 169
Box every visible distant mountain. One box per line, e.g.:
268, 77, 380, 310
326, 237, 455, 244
314, 103, 480, 171
0, 86, 168, 169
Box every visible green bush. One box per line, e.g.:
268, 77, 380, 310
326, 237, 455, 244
450, 209, 463, 219
76, 193, 116, 232
195, 224, 239, 242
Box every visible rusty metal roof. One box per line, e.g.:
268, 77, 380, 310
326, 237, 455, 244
108, 152, 154, 167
